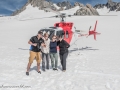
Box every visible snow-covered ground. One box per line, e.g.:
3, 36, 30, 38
0, 5, 120, 90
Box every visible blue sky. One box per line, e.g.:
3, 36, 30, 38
0, 0, 120, 16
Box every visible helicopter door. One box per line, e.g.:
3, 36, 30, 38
40, 29, 55, 40
49, 30, 55, 40
56, 30, 71, 44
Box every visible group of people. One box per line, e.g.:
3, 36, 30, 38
26, 31, 70, 76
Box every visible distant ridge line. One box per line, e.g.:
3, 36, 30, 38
74, 15, 118, 16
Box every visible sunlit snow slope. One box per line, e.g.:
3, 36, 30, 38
96, 6, 120, 15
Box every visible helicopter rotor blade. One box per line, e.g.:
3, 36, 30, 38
19, 16, 56, 21
44, 8, 73, 18
44, 7, 61, 15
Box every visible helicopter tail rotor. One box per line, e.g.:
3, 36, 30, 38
88, 21, 101, 40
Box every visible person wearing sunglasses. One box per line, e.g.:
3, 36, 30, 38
50, 35, 58, 71
41, 33, 50, 71
26, 31, 44, 76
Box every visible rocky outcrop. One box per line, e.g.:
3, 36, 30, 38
94, 0, 120, 11
12, 3, 29, 16
117, 7, 120, 11
57, 1, 72, 10
75, 4, 99, 15
86, 4, 99, 15
74, 2, 84, 7
28, 0, 54, 9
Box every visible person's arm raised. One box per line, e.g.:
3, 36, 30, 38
41, 43, 45, 47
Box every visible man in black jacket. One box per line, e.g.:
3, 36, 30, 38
57, 35, 70, 72
26, 31, 44, 76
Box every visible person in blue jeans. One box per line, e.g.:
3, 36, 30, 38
50, 35, 58, 71
41, 33, 50, 71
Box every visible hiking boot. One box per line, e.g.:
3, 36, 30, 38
26, 72, 29, 76
38, 71, 41, 74
53, 68, 56, 70
42, 69, 45, 72
54, 68, 58, 71
62, 70, 66, 72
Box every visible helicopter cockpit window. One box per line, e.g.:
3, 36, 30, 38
56, 30, 64, 38
40, 29, 55, 40
56, 24, 59, 27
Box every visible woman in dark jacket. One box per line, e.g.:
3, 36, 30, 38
57, 35, 70, 72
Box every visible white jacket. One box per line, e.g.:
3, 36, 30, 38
41, 38, 50, 54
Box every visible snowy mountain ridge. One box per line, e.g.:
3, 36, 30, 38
12, 0, 99, 16
94, 0, 120, 12
12, 0, 120, 16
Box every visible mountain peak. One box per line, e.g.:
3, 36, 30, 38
57, 1, 72, 10
94, 0, 120, 11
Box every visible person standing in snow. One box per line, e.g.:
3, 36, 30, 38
41, 33, 50, 71
57, 35, 70, 72
50, 35, 58, 71
26, 31, 44, 76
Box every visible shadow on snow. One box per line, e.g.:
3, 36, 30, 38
69, 46, 99, 53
